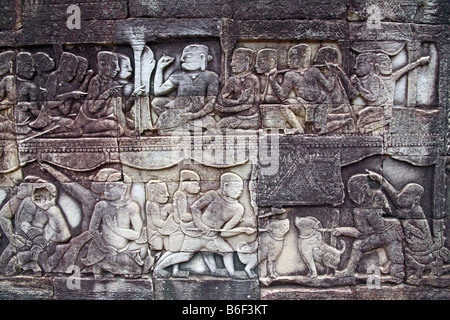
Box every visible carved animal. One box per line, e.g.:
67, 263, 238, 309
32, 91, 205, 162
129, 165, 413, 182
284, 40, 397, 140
236, 240, 258, 278
294, 216, 345, 278
258, 218, 290, 278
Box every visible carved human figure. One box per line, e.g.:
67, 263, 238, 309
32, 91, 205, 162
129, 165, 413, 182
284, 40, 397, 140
114, 53, 149, 135
351, 52, 429, 134
350, 52, 389, 134
313, 46, 359, 134
0, 51, 18, 139
145, 180, 173, 252
215, 48, 261, 131
66, 56, 94, 117
114, 53, 135, 133
154, 173, 254, 278
375, 52, 430, 112
0, 177, 37, 275
254, 48, 279, 104
367, 171, 435, 281
15, 181, 71, 274
336, 174, 405, 282
153, 170, 202, 277
28, 52, 86, 137
74, 56, 94, 94
268, 44, 337, 134
38, 162, 98, 271
351, 52, 430, 133
82, 170, 147, 278
33, 52, 55, 102
15, 52, 40, 133
152, 44, 219, 134
69, 51, 121, 137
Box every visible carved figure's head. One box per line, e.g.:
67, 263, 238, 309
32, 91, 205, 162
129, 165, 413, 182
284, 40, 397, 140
220, 172, 244, 199
91, 168, 127, 201
16, 52, 35, 80
255, 48, 277, 74
146, 180, 170, 204
230, 47, 255, 74
180, 170, 201, 195
59, 52, 79, 82
353, 52, 376, 77
347, 174, 373, 205
181, 44, 213, 72
397, 183, 424, 208
97, 51, 120, 79
75, 56, 89, 82
375, 53, 393, 75
32, 181, 57, 210
288, 44, 311, 69
116, 53, 133, 81
314, 46, 339, 66
33, 52, 55, 75
15, 175, 41, 200
0, 51, 15, 76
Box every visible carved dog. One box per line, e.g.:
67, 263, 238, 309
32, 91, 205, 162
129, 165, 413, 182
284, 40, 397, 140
294, 216, 345, 278
257, 218, 290, 278
236, 241, 258, 278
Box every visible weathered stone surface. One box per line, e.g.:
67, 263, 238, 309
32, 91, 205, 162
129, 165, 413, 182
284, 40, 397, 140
130, 0, 232, 19
0, 0, 448, 301
153, 277, 259, 300
53, 276, 153, 300
261, 284, 450, 300
232, 0, 347, 20
0, 276, 53, 299
348, 0, 449, 24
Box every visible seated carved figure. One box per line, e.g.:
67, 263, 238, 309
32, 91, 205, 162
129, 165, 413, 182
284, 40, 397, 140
375, 52, 429, 120
66, 56, 94, 117
215, 48, 261, 131
114, 53, 146, 135
152, 44, 219, 134
254, 48, 280, 104
28, 52, 86, 137
33, 52, 55, 102
69, 51, 121, 137
82, 169, 147, 278
16, 181, 71, 275
0, 51, 18, 139
15, 52, 40, 134
313, 46, 359, 135
351, 52, 387, 134
269, 44, 336, 134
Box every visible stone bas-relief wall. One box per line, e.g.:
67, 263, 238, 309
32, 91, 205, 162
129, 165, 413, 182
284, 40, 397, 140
0, 0, 448, 300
